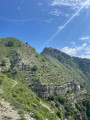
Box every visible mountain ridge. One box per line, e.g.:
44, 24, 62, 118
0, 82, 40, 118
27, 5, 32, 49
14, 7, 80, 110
0, 37, 90, 120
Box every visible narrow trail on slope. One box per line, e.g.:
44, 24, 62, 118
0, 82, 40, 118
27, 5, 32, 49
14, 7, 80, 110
40, 101, 54, 113
13, 81, 17, 87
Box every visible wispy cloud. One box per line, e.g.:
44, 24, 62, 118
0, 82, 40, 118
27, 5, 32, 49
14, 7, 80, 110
49, 9, 62, 16
11, 19, 32, 22
50, 0, 90, 9
43, 18, 53, 23
49, 9, 69, 17
79, 36, 90, 41
0, 16, 32, 22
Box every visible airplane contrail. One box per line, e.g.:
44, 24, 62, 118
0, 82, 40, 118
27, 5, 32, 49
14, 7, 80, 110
39, 0, 90, 52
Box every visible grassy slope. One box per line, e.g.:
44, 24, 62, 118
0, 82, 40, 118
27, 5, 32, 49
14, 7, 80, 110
0, 73, 57, 120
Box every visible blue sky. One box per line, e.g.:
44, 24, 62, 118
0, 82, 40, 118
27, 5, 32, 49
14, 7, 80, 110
0, 0, 90, 58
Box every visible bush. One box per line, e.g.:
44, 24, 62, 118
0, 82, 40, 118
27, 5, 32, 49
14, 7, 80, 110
18, 109, 25, 117
48, 95, 56, 101
32, 65, 38, 71
0, 78, 3, 85
82, 115, 88, 120
1, 60, 6, 66
26, 42, 28, 44
42, 59, 45, 62
16, 118, 27, 120
35, 55, 38, 58
57, 110, 63, 119
12, 69, 18, 75
6, 41, 13, 47
32, 112, 45, 120
65, 104, 74, 116
2, 116, 12, 120
58, 96, 66, 104
80, 84, 84, 89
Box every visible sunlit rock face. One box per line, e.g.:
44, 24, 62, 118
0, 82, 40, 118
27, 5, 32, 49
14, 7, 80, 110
30, 81, 80, 97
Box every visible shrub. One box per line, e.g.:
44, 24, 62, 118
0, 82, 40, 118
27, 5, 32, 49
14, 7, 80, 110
16, 118, 27, 120
55, 101, 60, 108
65, 104, 74, 116
18, 109, 25, 117
48, 95, 56, 101
1, 60, 6, 66
42, 59, 45, 62
58, 96, 66, 104
57, 110, 63, 118
32, 112, 45, 120
80, 84, 84, 89
12, 69, 18, 75
32, 65, 38, 71
82, 115, 88, 120
26, 42, 28, 44
6, 41, 13, 47
0, 78, 3, 85
35, 55, 38, 58
2, 116, 12, 120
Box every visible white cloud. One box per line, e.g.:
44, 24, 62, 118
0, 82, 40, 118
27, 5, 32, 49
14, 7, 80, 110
50, 0, 90, 9
61, 43, 90, 58
79, 36, 90, 40
86, 51, 90, 54
79, 55, 90, 59
61, 47, 77, 55
61, 43, 87, 56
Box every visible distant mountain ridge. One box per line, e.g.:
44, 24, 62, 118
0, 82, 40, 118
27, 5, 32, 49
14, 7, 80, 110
42, 47, 90, 89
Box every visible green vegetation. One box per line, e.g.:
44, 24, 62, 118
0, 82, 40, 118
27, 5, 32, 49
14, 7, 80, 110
75, 98, 90, 119
0, 73, 57, 120
0, 37, 90, 120
5, 41, 14, 47
0, 78, 3, 85
42, 59, 45, 62
32, 65, 38, 71
1, 60, 6, 66
26, 42, 28, 44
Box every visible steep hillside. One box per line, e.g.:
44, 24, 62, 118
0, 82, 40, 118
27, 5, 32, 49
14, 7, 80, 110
0, 37, 90, 120
0, 38, 77, 87
41, 47, 90, 89
0, 73, 57, 120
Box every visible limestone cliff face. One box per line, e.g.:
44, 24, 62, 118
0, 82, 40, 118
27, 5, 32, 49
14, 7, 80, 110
11, 58, 32, 71
30, 82, 80, 97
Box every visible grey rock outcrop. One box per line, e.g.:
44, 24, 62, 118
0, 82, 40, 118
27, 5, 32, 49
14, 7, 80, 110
30, 82, 80, 97
11, 58, 31, 71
